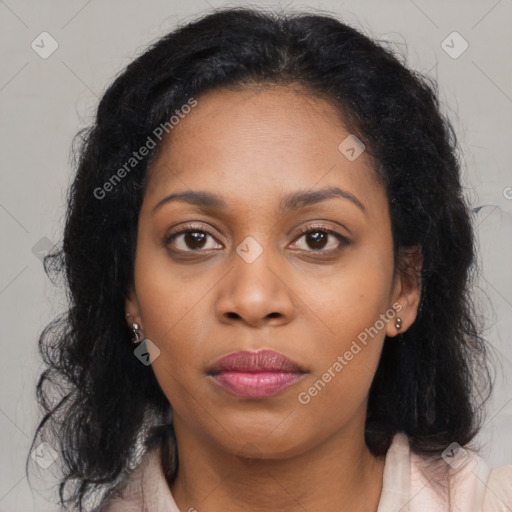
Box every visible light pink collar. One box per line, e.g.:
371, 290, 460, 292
98, 432, 509, 511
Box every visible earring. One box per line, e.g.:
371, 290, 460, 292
131, 322, 144, 344
395, 317, 402, 331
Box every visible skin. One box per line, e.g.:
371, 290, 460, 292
125, 84, 423, 512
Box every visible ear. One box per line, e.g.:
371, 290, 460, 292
385, 245, 423, 338
124, 284, 142, 329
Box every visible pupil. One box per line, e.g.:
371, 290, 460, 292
185, 232, 206, 249
308, 231, 327, 250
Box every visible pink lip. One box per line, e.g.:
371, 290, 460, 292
207, 349, 306, 398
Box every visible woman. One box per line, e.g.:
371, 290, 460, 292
28, 7, 512, 511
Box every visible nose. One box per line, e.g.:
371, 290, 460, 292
215, 247, 296, 328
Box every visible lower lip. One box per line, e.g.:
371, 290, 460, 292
210, 371, 304, 398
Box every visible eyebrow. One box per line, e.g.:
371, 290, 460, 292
151, 185, 366, 216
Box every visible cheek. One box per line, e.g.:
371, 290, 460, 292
135, 277, 207, 417
134, 239, 210, 339
294, 291, 388, 432
132, 248, 201, 386
292, 255, 393, 414
298, 249, 393, 349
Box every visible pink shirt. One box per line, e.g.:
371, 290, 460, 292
95, 432, 512, 511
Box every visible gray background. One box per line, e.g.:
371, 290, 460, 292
1, 0, 511, 510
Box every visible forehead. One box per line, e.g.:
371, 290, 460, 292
143, 85, 385, 217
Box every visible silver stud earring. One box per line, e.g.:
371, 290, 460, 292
131, 322, 144, 344
395, 317, 402, 331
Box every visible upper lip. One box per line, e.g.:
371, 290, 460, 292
207, 349, 305, 375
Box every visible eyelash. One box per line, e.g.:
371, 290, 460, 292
163, 222, 349, 256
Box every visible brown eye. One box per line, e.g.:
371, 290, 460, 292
164, 225, 222, 252
291, 226, 348, 253
304, 230, 329, 250
182, 231, 208, 250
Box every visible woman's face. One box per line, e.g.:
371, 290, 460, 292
126, 85, 421, 459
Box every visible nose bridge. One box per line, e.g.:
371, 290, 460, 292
216, 232, 295, 326
232, 233, 282, 300
237, 236, 279, 290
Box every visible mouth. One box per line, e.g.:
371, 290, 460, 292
207, 349, 306, 399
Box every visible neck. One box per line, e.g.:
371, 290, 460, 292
168, 418, 385, 512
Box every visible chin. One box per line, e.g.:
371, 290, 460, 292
214, 426, 312, 460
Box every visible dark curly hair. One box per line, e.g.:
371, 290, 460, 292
27, 6, 494, 511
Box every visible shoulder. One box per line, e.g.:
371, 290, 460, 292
445, 445, 512, 511
411, 438, 512, 511
92, 446, 178, 512
382, 432, 512, 511
91, 456, 149, 512
484, 464, 512, 511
